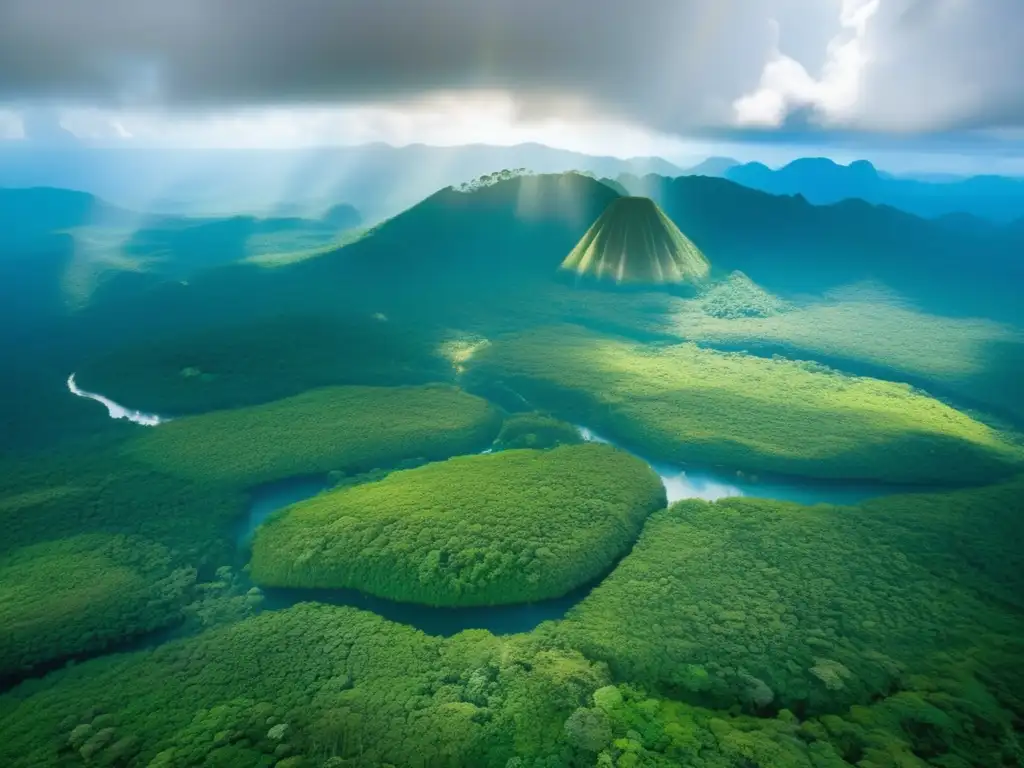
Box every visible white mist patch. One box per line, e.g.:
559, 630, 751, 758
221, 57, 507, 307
650, 465, 744, 504
574, 424, 915, 507
576, 426, 611, 445
67, 374, 165, 426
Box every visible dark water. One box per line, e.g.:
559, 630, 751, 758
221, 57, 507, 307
261, 584, 588, 636
237, 475, 335, 546
244, 432, 931, 636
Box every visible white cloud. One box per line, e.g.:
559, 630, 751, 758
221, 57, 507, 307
0, 109, 24, 138
53, 93, 701, 160
851, 0, 1024, 132
733, 0, 881, 127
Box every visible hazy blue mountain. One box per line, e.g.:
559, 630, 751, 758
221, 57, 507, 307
680, 156, 741, 177
722, 157, 1024, 222
0, 143, 685, 223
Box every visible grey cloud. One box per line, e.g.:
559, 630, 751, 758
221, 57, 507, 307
850, 0, 1024, 132
0, 0, 822, 128
0, 0, 1020, 134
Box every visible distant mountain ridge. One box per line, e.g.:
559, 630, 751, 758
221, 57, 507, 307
718, 157, 1024, 222
0, 142, 685, 223
680, 157, 741, 177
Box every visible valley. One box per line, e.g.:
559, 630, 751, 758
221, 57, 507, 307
1, 171, 1022, 768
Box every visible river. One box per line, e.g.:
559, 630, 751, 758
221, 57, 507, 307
241, 426, 927, 636
66, 374, 164, 426
67, 377, 936, 636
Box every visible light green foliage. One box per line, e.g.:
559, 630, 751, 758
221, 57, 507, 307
438, 334, 490, 374
673, 284, 1018, 381
556, 483, 1024, 717
492, 412, 583, 451
243, 227, 370, 268
127, 384, 502, 486
698, 270, 791, 319
587, 281, 1024, 423
468, 325, 1022, 483
561, 197, 710, 285
511, 281, 1024, 424
589, 685, 850, 767
580, 680, 1021, 768
0, 534, 194, 680
251, 444, 666, 606
0, 605, 610, 767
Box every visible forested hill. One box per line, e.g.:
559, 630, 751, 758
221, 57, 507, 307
64, 168, 1024, 354
619, 172, 1024, 322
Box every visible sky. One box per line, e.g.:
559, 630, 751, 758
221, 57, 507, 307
0, 0, 1022, 173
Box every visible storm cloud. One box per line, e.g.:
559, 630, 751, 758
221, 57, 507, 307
0, 0, 1021, 135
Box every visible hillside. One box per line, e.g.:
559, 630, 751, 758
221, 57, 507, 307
0, 187, 362, 321
11, 170, 1024, 459
74, 168, 1024, 346
560, 196, 709, 285
619, 172, 1024, 322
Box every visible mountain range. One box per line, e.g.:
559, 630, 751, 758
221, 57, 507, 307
678, 157, 1024, 223
4, 169, 1024, 457
5, 142, 1024, 224
7, 170, 1023, 343
0, 142, 685, 223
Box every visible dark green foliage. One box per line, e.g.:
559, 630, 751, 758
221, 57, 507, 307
556, 483, 1024, 718
0, 451, 244, 564
467, 325, 1023, 484
857, 479, 1024, 610
251, 444, 666, 606
455, 168, 531, 191
5, 604, 1015, 767
77, 314, 453, 415
0, 534, 194, 682
0, 605, 610, 767
492, 412, 583, 451
127, 385, 502, 487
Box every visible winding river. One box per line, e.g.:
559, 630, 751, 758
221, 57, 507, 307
239, 426, 927, 636
69, 378, 934, 636
67, 374, 165, 426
